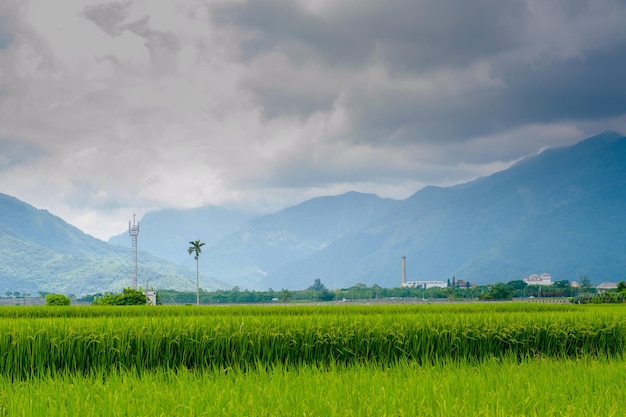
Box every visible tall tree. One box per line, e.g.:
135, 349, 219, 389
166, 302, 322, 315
579, 275, 593, 293
308, 278, 327, 292
188, 240, 205, 306
279, 288, 291, 302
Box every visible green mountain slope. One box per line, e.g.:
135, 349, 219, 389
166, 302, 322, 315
264, 131, 626, 288
107, 206, 256, 265
202, 192, 400, 289
111, 132, 626, 290
6, 131, 623, 293
0, 194, 227, 295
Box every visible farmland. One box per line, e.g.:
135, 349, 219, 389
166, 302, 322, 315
1, 303, 625, 415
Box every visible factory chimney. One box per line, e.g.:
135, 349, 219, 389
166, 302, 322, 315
401, 256, 407, 285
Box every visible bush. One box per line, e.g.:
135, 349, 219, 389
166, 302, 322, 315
45, 294, 71, 306
93, 287, 147, 306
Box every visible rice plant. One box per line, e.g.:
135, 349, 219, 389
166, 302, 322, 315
0, 356, 624, 416
0, 304, 625, 378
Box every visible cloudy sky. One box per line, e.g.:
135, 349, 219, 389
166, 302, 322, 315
1, 0, 625, 240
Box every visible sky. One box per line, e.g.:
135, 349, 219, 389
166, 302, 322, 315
0, 0, 625, 240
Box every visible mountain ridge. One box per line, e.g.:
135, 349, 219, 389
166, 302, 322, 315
0, 194, 229, 295
204, 130, 626, 289
1, 131, 624, 293
108, 205, 257, 265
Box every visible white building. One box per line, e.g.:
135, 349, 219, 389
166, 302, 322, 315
401, 280, 447, 289
596, 282, 618, 291
145, 290, 157, 305
523, 273, 552, 286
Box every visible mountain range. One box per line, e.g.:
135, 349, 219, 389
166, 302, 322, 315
108, 206, 257, 265
0, 194, 229, 295
1, 131, 625, 294
192, 131, 626, 290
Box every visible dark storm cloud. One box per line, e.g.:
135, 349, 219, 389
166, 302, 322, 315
214, 0, 626, 146
349, 41, 626, 146
493, 44, 626, 123
1, 0, 625, 239
83, 2, 181, 74
215, 0, 525, 70
82, 2, 131, 37
214, 0, 527, 118
213, 0, 526, 117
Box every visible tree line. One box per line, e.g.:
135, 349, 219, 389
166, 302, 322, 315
141, 276, 610, 305
5, 276, 616, 306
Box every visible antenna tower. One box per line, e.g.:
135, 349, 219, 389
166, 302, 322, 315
129, 214, 140, 290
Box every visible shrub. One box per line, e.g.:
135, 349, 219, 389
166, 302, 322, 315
92, 287, 147, 306
45, 294, 70, 306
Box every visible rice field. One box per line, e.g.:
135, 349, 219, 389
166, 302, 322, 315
1, 303, 625, 415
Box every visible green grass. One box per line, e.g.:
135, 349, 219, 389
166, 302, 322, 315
0, 357, 624, 416
1, 303, 625, 415
0, 302, 584, 319
1, 303, 625, 378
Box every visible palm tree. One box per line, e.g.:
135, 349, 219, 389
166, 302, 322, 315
188, 240, 205, 306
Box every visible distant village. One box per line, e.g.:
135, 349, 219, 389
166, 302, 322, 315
401, 272, 618, 292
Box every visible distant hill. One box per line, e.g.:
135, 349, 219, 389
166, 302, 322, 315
201, 191, 400, 289
0, 194, 228, 296
197, 131, 626, 289
3, 131, 625, 294
108, 206, 256, 265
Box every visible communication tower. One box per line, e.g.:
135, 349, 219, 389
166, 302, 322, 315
129, 214, 140, 290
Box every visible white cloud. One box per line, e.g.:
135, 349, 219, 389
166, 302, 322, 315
0, 0, 624, 240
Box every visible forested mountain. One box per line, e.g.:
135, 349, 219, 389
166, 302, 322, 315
108, 206, 256, 265
197, 131, 626, 289
278, 131, 626, 289
3, 131, 625, 293
0, 194, 227, 295
200, 191, 400, 289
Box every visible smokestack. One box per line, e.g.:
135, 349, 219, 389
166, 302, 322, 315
401, 256, 406, 285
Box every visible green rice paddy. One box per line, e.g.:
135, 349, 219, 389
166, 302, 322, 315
1, 303, 625, 415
